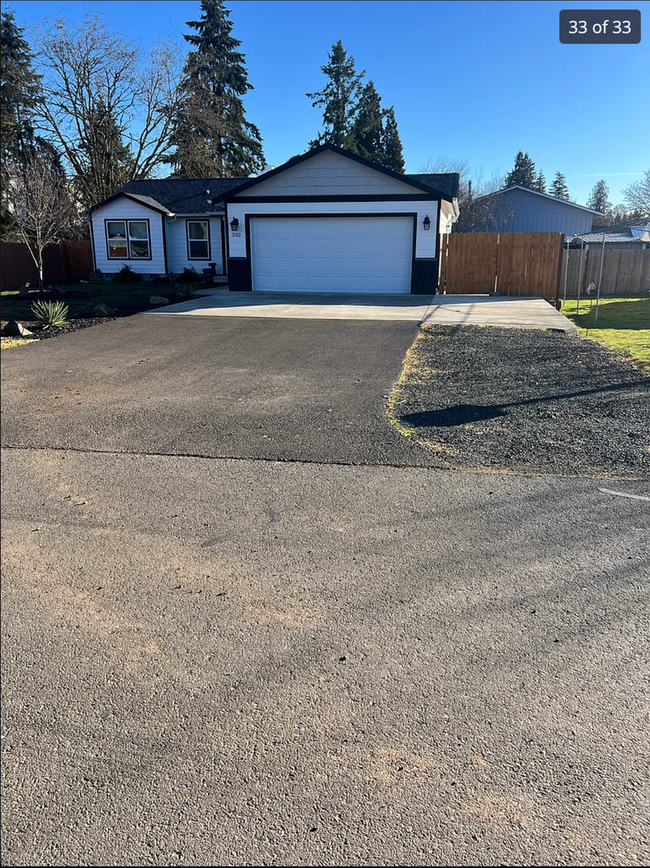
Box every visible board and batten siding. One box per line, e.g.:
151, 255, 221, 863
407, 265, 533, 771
164, 216, 224, 275
497, 189, 595, 235
226, 200, 439, 259
91, 198, 166, 274
236, 149, 418, 197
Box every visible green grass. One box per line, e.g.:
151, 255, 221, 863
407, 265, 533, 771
0, 282, 160, 325
561, 296, 650, 372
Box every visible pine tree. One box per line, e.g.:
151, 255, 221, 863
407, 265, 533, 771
350, 81, 384, 161
0, 9, 41, 166
549, 171, 570, 201
166, 0, 265, 177
534, 170, 546, 193
382, 107, 405, 173
586, 179, 611, 215
306, 40, 365, 148
504, 151, 537, 189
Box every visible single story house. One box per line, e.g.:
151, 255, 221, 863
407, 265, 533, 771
568, 222, 650, 249
472, 185, 602, 235
89, 143, 460, 295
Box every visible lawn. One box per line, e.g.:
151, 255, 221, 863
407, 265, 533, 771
561, 296, 650, 372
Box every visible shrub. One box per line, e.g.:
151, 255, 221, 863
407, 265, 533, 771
174, 283, 199, 300
31, 299, 69, 328
112, 265, 141, 284
175, 267, 201, 284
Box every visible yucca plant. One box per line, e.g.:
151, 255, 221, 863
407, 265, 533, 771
31, 299, 69, 328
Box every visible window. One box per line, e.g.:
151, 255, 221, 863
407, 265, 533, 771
106, 219, 150, 259
187, 220, 210, 259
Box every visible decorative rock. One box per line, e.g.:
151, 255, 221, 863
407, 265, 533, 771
18, 283, 30, 297
49, 285, 67, 298
4, 320, 33, 337
94, 303, 116, 317
149, 296, 169, 305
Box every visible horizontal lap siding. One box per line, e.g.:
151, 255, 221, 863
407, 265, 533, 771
91, 199, 165, 274
165, 217, 223, 275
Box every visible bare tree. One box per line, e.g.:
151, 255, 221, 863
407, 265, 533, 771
420, 156, 511, 232
622, 170, 650, 218
30, 11, 185, 210
9, 157, 78, 288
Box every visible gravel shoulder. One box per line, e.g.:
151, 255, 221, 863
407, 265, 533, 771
389, 325, 650, 479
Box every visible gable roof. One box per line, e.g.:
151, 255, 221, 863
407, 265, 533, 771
477, 185, 602, 215
116, 177, 247, 214
219, 143, 459, 202
89, 190, 175, 216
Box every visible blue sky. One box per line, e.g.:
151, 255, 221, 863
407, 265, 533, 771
7, 0, 649, 204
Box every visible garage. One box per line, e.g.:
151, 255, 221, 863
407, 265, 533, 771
250, 215, 414, 294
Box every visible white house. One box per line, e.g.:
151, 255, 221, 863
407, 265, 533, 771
89, 144, 460, 295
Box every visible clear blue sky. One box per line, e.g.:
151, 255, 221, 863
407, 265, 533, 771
7, 0, 649, 204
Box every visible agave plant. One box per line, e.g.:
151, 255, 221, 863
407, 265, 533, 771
31, 299, 70, 328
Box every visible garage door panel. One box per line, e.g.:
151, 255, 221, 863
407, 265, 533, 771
251, 216, 413, 294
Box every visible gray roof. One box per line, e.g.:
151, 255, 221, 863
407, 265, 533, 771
406, 173, 460, 200
477, 185, 602, 214
119, 177, 248, 214
572, 231, 648, 244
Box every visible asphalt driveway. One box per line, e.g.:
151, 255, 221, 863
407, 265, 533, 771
2, 316, 649, 866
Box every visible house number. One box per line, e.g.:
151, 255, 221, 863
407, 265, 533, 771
231, 231, 241, 237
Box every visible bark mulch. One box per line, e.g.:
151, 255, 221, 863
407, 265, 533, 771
388, 324, 650, 479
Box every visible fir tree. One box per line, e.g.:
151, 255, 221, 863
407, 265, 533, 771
382, 107, 405, 173
0, 9, 41, 166
350, 81, 384, 161
504, 151, 537, 189
166, 0, 265, 177
549, 171, 570, 201
534, 170, 546, 193
306, 40, 364, 148
586, 179, 611, 215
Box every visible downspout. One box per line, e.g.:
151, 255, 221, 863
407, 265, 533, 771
162, 213, 175, 277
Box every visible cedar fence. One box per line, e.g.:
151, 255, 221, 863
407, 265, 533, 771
439, 232, 565, 303
0, 240, 93, 291
560, 247, 650, 297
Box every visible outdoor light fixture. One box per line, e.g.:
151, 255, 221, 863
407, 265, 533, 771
423, 215, 431, 230
230, 217, 239, 232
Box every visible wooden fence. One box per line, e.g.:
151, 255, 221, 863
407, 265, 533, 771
0, 240, 93, 291
439, 232, 565, 302
560, 247, 650, 297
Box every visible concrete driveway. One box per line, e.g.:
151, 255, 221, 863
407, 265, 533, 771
2, 315, 649, 866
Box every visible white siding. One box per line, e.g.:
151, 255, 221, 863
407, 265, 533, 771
91, 198, 165, 274
237, 150, 420, 197
165, 216, 224, 275
440, 200, 456, 235
227, 200, 438, 259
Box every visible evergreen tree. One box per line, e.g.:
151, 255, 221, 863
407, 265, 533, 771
306, 40, 365, 148
382, 107, 405, 173
350, 80, 384, 161
549, 171, 570, 201
0, 9, 41, 166
504, 151, 537, 189
586, 179, 611, 215
534, 170, 546, 193
166, 0, 265, 177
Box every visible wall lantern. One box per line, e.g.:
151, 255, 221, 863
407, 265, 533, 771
230, 217, 239, 232
423, 215, 431, 231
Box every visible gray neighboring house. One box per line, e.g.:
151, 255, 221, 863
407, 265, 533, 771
473, 185, 601, 235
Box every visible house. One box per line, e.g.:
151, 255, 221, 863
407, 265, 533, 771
89, 144, 460, 295
569, 222, 650, 249
472, 186, 601, 235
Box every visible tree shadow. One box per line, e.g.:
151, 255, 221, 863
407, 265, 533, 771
569, 298, 650, 331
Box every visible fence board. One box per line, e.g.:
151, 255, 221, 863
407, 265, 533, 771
560, 247, 650, 297
0, 239, 93, 290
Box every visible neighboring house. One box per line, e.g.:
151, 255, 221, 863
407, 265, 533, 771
89, 143, 460, 295
569, 222, 650, 249
472, 186, 601, 235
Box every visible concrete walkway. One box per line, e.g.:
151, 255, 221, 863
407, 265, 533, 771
143, 289, 577, 331
422, 294, 578, 333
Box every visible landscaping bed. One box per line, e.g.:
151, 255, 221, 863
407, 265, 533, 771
388, 324, 650, 478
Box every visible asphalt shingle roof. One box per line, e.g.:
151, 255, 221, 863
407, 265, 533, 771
119, 178, 248, 214
406, 173, 460, 200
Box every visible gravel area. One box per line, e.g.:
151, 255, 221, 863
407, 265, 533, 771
390, 324, 650, 478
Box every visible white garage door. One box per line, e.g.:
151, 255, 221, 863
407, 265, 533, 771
251, 216, 413, 294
